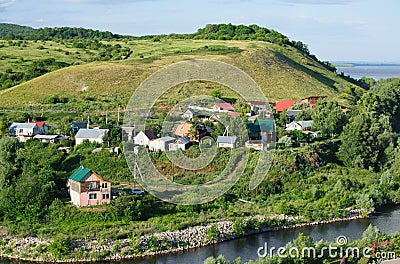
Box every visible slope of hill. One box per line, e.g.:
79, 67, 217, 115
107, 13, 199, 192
0, 24, 360, 109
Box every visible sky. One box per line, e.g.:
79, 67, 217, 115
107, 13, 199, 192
1, 0, 399, 63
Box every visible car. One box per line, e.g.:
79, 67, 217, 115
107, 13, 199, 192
131, 188, 146, 195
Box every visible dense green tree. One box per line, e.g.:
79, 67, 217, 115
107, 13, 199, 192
210, 89, 223, 99
0, 137, 22, 190
312, 100, 347, 138
338, 113, 392, 170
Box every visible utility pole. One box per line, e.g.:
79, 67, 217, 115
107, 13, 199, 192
87, 116, 90, 129
117, 106, 120, 126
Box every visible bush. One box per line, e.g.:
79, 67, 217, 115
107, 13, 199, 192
48, 237, 70, 260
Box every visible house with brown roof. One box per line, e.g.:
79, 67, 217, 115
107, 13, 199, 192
213, 102, 235, 112
174, 122, 193, 137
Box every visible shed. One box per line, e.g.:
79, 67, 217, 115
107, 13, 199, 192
149, 136, 176, 151
217, 136, 237, 148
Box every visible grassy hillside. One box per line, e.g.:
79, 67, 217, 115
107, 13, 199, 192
0, 39, 356, 109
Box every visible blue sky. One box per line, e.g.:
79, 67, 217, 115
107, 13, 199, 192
1, 0, 399, 62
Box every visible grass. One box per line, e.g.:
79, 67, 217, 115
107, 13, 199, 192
0, 39, 357, 110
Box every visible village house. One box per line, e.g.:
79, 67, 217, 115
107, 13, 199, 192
275, 100, 300, 113
75, 128, 109, 145
174, 122, 193, 137
181, 108, 198, 120
217, 136, 237, 148
245, 140, 266, 150
149, 136, 176, 151
169, 136, 191, 151
134, 130, 157, 147
213, 102, 235, 112
71, 122, 87, 135
67, 166, 111, 207
9, 122, 41, 142
247, 119, 275, 142
301, 96, 327, 108
122, 126, 135, 142
247, 101, 269, 112
33, 134, 65, 143
287, 110, 302, 121
285, 120, 314, 131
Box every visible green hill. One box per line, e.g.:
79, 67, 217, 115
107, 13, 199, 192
0, 24, 360, 109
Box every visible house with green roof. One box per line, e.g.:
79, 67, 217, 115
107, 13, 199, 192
67, 166, 111, 207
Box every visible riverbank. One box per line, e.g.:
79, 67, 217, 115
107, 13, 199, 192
0, 210, 366, 263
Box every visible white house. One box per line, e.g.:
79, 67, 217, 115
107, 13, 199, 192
169, 136, 191, 151
134, 130, 157, 147
181, 109, 198, 120
9, 123, 41, 142
149, 136, 176, 152
217, 136, 237, 148
285, 120, 313, 131
75, 128, 109, 145
245, 140, 265, 150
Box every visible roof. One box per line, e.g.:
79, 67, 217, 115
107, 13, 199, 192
71, 122, 87, 128
228, 111, 240, 117
214, 102, 235, 111
176, 136, 191, 144
217, 136, 237, 144
174, 123, 192, 136
26, 121, 46, 128
287, 110, 302, 116
286, 120, 313, 129
33, 135, 61, 140
75, 129, 109, 139
141, 130, 157, 140
10, 122, 38, 129
248, 101, 268, 106
69, 166, 91, 182
156, 136, 176, 142
247, 119, 275, 133
183, 108, 197, 115
297, 120, 313, 128
275, 100, 300, 112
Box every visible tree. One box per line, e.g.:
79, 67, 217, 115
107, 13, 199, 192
338, 113, 392, 170
210, 89, 223, 99
0, 137, 22, 190
312, 100, 347, 138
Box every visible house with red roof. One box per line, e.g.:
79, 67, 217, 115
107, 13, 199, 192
26, 121, 52, 134
275, 100, 300, 113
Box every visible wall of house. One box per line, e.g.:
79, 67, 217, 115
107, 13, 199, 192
218, 143, 235, 148
134, 133, 150, 146
70, 190, 81, 207
76, 137, 103, 145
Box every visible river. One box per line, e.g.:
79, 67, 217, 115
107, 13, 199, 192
336, 65, 400, 80
2, 206, 399, 264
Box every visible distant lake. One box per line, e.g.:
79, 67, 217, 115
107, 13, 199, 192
336, 65, 400, 80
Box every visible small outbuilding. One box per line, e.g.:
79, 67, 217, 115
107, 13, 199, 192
217, 136, 237, 149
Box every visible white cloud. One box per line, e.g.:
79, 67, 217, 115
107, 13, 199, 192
277, 0, 360, 5
0, 0, 16, 8
36, 18, 45, 23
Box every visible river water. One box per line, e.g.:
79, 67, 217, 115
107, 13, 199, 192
1, 206, 399, 264
336, 65, 400, 80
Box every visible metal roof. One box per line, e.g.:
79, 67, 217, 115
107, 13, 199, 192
75, 129, 108, 139
217, 136, 237, 144
69, 166, 91, 182
10, 122, 38, 129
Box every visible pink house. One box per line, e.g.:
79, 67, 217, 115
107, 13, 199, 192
67, 166, 111, 207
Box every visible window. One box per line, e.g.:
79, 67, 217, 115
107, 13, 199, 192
101, 182, 108, 188
19, 129, 23, 133
89, 182, 96, 189
89, 193, 97, 200
102, 194, 110, 199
